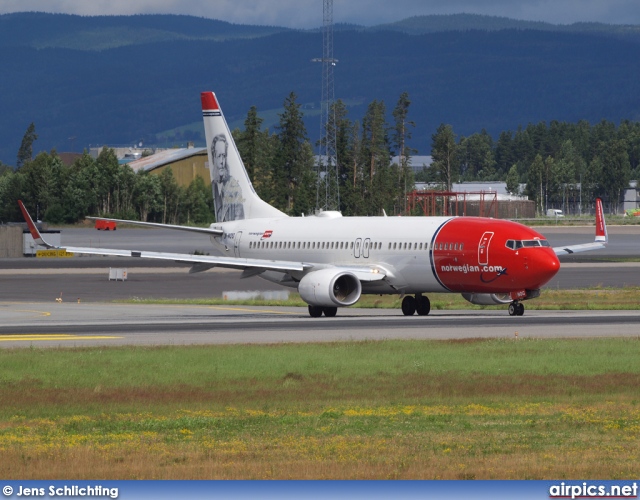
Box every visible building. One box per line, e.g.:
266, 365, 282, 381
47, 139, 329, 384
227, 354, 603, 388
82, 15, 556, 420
127, 146, 210, 187
391, 155, 432, 174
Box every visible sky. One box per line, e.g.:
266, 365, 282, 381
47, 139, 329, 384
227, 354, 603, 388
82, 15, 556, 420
1, 0, 640, 28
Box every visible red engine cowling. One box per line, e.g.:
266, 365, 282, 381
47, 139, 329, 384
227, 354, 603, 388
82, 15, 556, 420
298, 269, 362, 307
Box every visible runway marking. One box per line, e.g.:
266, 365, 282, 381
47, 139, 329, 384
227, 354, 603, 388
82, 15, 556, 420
15, 309, 51, 317
0, 335, 122, 342
206, 305, 298, 315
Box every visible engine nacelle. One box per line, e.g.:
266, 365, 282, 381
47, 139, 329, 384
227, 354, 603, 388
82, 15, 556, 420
298, 269, 362, 307
461, 292, 513, 306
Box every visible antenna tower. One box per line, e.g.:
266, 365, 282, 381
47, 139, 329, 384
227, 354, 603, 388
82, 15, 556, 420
313, 0, 339, 212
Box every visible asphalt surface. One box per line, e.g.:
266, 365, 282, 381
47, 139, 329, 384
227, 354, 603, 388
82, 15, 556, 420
0, 303, 638, 347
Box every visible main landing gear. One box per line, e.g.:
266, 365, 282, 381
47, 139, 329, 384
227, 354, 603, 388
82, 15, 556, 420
308, 305, 337, 318
401, 294, 431, 316
508, 301, 525, 316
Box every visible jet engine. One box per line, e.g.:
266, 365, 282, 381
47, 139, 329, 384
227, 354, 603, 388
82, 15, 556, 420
461, 292, 513, 305
298, 269, 362, 307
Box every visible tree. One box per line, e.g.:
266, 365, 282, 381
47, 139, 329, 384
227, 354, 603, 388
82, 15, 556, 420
17, 122, 37, 168
391, 92, 416, 214
236, 106, 262, 182
272, 92, 315, 215
600, 139, 631, 213
431, 124, 458, 191
133, 171, 161, 222
184, 176, 214, 224
505, 165, 520, 195
158, 167, 182, 224
357, 100, 395, 215
525, 154, 544, 215
459, 131, 495, 180
94, 147, 121, 214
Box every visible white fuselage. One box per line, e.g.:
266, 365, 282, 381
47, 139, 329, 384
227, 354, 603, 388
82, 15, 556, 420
211, 214, 455, 294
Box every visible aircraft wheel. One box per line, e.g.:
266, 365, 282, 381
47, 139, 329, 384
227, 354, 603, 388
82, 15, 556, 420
517, 303, 525, 316
323, 307, 337, 317
401, 296, 416, 316
508, 302, 517, 316
416, 295, 431, 316
308, 305, 323, 318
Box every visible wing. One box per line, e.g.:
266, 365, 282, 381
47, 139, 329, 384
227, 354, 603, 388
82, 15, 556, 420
553, 198, 608, 256
18, 201, 307, 274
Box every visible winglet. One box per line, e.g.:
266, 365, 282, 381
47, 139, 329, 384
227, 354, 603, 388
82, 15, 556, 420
18, 200, 55, 248
594, 198, 607, 244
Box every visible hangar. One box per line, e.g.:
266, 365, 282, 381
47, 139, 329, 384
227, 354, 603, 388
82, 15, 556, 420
127, 146, 210, 187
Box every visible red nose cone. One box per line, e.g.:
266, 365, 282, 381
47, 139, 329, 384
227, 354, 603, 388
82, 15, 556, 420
533, 250, 560, 288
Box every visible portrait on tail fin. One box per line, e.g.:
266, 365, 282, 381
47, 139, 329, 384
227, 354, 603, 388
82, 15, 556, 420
210, 133, 244, 222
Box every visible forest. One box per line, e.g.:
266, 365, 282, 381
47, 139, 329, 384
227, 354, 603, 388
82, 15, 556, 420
1, 91, 638, 224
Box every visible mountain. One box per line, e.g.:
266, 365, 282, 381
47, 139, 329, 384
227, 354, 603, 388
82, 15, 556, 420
0, 12, 289, 50
2, 12, 640, 165
371, 13, 640, 40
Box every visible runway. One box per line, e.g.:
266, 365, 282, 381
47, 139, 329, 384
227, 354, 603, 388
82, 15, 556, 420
0, 301, 638, 348
1, 225, 638, 348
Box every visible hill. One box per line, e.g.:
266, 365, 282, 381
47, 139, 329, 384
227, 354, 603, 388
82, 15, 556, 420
2, 13, 640, 165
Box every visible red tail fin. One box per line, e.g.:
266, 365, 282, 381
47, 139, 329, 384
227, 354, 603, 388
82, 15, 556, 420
594, 198, 607, 243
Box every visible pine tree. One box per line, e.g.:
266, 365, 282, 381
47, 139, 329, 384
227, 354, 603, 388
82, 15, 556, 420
431, 124, 458, 191
392, 92, 416, 214
17, 122, 37, 168
272, 92, 315, 215
505, 165, 520, 195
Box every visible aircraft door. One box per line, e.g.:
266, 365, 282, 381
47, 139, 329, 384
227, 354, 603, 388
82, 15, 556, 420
478, 231, 494, 266
363, 238, 371, 258
233, 231, 243, 258
354, 238, 362, 258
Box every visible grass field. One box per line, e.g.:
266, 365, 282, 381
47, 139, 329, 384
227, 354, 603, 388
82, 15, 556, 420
1, 338, 640, 479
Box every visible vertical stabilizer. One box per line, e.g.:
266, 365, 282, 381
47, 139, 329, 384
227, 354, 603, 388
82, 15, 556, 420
595, 197, 607, 243
201, 92, 286, 222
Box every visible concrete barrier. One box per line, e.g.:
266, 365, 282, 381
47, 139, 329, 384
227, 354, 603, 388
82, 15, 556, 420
0, 226, 23, 258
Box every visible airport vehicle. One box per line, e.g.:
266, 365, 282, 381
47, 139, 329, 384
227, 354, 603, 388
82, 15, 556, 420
19, 91, 608, 318
546, 209, 564, 217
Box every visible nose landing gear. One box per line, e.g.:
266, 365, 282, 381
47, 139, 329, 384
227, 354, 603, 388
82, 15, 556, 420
508, 301, 525, 316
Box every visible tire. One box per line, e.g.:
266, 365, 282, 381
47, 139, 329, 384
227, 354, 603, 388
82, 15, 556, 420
401, 296, 416, 316
508, 303, 517, 316
416, 295, 431, 316
323, 307, 337, 317
517, 303, 525, 316
308, 305, 323, 318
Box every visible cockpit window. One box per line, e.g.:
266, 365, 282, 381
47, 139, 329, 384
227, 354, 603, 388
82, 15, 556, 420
506, 239, 550, 250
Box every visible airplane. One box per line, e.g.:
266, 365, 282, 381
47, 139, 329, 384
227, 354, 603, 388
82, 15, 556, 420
18, 91, 608, 318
